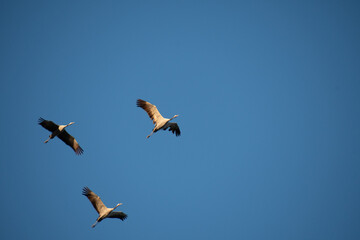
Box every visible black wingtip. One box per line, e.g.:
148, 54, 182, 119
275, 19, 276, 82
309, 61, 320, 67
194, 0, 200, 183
121, 213, 128, 221
38, 117, 45, 124
168, 127, 181, 137
75, 146, 84, 155
82, 186, 90, 196
136, 99, 146, 107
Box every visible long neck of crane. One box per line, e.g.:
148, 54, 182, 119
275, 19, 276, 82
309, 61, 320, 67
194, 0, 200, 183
59, 123, 72, 131
113, 203, 122, 210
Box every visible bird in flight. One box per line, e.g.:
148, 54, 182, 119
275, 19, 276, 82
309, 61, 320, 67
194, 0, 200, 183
82, 187, 127, 228
38, 117, 83, 155
137, 99, 181, 138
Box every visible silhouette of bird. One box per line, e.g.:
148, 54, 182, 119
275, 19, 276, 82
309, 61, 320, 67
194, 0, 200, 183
38, 117, 83, 155
82, 187, 127, 228
137, 99, 180, 138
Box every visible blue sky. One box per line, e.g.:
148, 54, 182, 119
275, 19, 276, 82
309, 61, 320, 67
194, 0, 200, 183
1, 0, 360, 239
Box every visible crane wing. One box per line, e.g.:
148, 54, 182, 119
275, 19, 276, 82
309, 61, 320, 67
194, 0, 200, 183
107, 211, 128, 221
38, 118, 58, 132
82, 187, 108, 215
57, 130, 83, 155
137, 99, 165, 125
164, 122, 181, 136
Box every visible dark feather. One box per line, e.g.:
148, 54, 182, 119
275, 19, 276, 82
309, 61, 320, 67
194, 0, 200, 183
57, 130, 83, 155
107, 211, 128, 221
38, 117, 58, 132
164, 122, 181, 136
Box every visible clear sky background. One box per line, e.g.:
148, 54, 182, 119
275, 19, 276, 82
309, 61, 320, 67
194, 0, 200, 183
1, 1, 359, 239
